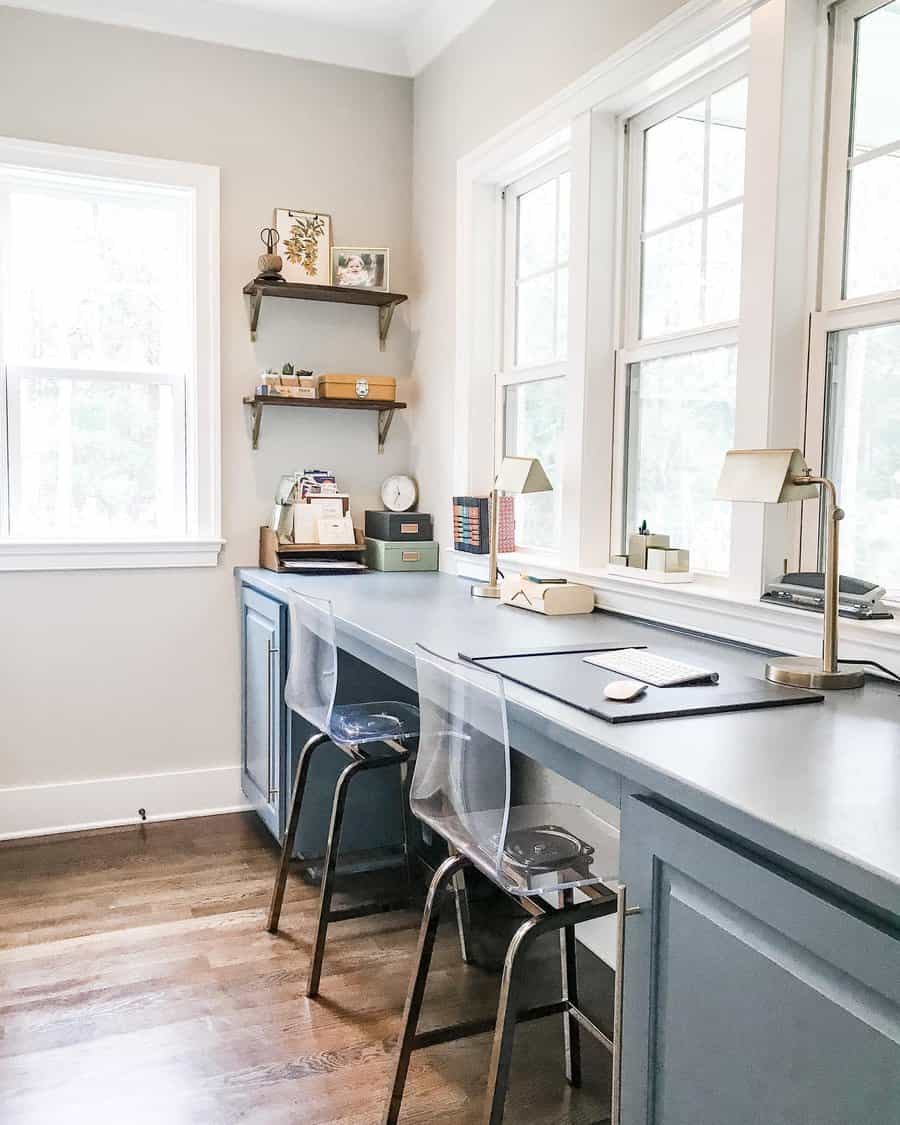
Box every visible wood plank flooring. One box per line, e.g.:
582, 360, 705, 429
0, 813, 611, 1124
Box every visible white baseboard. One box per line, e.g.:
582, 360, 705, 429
0, 764, 251, 841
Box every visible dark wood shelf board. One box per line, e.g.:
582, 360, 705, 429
243, 280, 408, 308
242, 396, 406, 412
242, 396, 406, 453
243, 280, 408, 348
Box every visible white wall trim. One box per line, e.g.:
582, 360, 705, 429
0, 537, 224, 570
0, 764, 250, 840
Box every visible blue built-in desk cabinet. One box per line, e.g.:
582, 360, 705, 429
238, 568, 900, 1124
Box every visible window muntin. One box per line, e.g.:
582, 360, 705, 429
625, 346, 736, 575
1, 165, 195, 542
639, 77, 748, 338
823, 321, 900, 596
844, 0, 900, 299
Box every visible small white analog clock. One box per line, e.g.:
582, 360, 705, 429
381, 474, 418, 513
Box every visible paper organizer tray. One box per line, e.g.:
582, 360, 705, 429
259, 525, 367, 573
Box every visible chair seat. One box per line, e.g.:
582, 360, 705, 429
412, 800, 620, 897
327, 701, 420, 747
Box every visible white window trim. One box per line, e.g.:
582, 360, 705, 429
0, 136, 222, 572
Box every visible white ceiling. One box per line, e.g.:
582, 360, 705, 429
1, 0, 498, 75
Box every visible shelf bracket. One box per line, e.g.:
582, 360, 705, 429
250, 401, 263, 450
377, 408, 396, 454
378, 301, 399, 351
247, 291, 263, 342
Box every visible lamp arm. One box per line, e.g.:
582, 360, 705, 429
793, 473, 843, 673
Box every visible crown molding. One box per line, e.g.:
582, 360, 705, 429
1, 0, 500, 76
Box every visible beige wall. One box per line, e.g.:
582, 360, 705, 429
0, 8, 413, 825
408, 0, 688, 548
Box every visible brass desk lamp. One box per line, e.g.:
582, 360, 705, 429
471, 456, 553, 599
716, 448, 864, 689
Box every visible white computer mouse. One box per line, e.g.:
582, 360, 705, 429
603, 679, 647, 702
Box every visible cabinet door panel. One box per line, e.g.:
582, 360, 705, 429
621, 797, 900, 1125
241, 588, 284, 836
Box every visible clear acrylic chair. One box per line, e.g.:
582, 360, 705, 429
382, 645, 629, 1125
266, 591, 421, 998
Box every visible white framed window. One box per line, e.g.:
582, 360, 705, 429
0, 137, 221, 570
807, 0, 900, 598
616, 58, 748, 575
497, 157, 570, 552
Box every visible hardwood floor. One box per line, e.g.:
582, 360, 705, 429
0, 813, 612, 1124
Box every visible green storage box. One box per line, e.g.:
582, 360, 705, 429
366, 537, 438, 572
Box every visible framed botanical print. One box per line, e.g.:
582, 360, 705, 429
275, 208, 332, 284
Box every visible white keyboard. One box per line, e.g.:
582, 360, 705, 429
584, 648, 719, 687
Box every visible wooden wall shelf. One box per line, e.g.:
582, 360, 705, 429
243, 280, 408, 349
242, 395, 407, 453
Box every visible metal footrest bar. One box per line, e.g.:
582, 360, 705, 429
326, 897, 416, 923
411, 1000, 569, 1051
569, 1003, 614, 1054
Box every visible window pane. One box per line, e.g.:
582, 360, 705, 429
516, 273, 556, 366
556, 267, 568, 359
7, 183, 191, 371
558, 172, 571, 262
504, 377, 565, 550
708, 78, 748, 206
10, 374, 183, 538
851, 0, 900, 158
517, 178, 557, 277
626, 347, 737, 574
643, 100, 705, 231
825, 322, 900, 594
845, 153, 900, 297
705, 204, 743, 325
641, 219, 703, 337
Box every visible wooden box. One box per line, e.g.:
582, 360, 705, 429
318, 373, 396, 403
258, 525, 366, 574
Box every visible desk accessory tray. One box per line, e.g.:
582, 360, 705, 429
459, 646, 824, 723
259, 525, 367, 574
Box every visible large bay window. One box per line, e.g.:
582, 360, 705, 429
0, 138, 220, 570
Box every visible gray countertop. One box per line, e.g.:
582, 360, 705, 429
237, 567, 900, 920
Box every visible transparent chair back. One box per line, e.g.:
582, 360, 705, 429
284, 591, 338, 733
412, 645, 619, 897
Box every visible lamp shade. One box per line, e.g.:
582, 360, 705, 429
495, 456, 553, 495
715, 448, 818, 504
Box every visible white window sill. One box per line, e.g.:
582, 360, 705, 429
0, 538, 225, 572
451, 549, 900, 670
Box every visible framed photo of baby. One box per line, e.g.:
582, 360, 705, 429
332, 247, 390, 291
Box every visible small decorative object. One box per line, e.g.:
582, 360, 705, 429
276, 208, 332, 284
332, 247, 390, 291
256, 227, 284, 282
647, 547, 690, 573
381, 474, 418, 513
627, 519, 670, 568
500, 574, 595, 616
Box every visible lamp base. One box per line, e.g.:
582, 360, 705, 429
471, 583, 501, 599
765, 656, 865, 690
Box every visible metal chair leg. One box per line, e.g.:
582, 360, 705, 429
449, 845, 475, 965
381, 853, 470, 1125
483, 914, 542, 1125
266, 732, 329, 934
559, 888, 582, 1087
306, 752, 401, 998
398, 756, 414, 897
